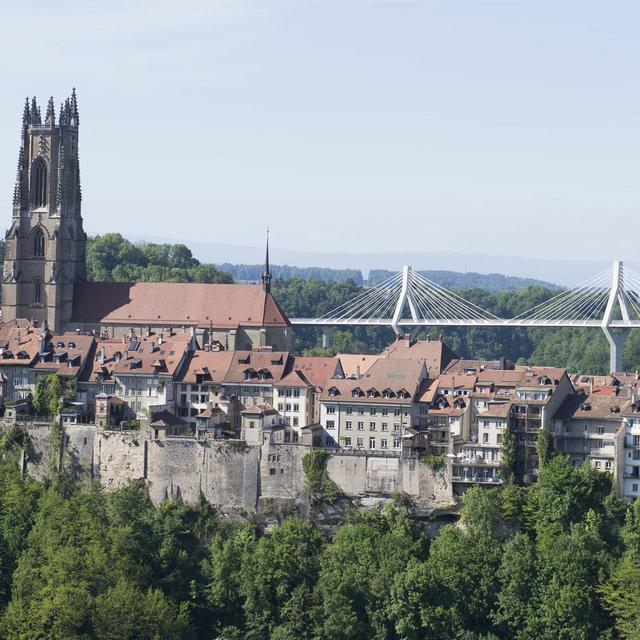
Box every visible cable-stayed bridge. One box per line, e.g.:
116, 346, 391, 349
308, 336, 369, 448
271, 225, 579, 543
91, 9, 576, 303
290, 261, 640, 373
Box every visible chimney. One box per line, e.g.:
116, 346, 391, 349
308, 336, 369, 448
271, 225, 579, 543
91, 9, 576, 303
146, 325, 151, 338
356, 365, 360, 380
636, 370, 639, 381
98, 347, 105, 365
158, 334, 164, 345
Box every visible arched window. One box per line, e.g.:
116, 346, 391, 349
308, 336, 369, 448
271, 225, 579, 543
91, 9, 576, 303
31, 158, 48, 208
32, 228, 45, 258
33, 278, 42, 304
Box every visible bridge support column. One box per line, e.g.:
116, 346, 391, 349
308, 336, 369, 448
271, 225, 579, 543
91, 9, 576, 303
321, 327, 333, 349
602, 327, 629, 374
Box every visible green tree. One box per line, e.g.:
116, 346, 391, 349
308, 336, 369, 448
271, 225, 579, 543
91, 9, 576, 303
535, 428, 553, 469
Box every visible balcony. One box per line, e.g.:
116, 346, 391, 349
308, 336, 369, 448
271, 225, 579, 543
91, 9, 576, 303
452, 475, 503, 484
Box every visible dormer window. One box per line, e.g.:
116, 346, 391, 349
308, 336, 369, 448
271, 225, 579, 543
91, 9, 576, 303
56, 341, 64, 348
367, 389, 378, 398
352, 388, 363, 398
328, 387, 339, 397
67, 341, 76, 349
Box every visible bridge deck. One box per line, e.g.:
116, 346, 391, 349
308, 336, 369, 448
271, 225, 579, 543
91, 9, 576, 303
290, 318, 640, 328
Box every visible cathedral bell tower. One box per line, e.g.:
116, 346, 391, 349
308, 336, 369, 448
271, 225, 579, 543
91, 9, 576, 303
2, 90, 86, 330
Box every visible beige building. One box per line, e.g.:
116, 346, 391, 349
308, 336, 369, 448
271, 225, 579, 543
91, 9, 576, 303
319, 358, 428, 451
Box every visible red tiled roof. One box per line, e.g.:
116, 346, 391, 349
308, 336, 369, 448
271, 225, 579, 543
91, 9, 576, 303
177, 351, 234, 384
71, 282, 290, 329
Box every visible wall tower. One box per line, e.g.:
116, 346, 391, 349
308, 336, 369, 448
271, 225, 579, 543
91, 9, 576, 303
2, 90, 86, 330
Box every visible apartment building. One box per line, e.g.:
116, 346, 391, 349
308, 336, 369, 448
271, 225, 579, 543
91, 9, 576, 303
319, 358, 428, 451
175, 350, 236, 428
553, 393, 628, 494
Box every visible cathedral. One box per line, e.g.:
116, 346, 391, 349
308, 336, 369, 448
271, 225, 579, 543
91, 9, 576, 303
2, 91, 293, 352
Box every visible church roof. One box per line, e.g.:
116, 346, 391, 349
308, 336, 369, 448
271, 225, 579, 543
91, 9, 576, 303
71, 282, 290, 329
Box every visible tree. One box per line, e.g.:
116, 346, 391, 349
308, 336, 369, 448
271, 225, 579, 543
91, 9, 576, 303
536, 428, 553, 469
499, 428, 517, 481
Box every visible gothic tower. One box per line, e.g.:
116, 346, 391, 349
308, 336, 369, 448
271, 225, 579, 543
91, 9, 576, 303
2, 90, 86, 330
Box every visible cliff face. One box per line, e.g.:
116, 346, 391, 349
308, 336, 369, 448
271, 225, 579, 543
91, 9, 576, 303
7, 421, 454, 515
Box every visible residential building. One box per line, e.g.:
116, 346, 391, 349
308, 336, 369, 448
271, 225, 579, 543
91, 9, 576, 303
319, 358, 428, 451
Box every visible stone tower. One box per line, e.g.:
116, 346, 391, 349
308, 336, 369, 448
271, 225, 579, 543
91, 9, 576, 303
2, 90, 86, 330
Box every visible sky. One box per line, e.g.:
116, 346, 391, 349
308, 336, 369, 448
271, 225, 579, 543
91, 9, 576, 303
1, 0, 639, 271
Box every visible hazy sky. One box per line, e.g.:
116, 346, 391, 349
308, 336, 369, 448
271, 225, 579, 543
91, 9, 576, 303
1, 0, 639, 265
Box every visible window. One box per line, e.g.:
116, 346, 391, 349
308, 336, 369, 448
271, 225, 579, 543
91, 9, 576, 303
483, 433, 489, 444
595, 461, 601, 468
249, 421, 255, 429
597, 426, 604, 435
345, 420, 352, 430
370, 407, 377, 415
277, 403, 283, 411
382, 408, 388, 416
293, 417, 298, 426
344, 437, 352, 447
394, 408, 401, 416
32, 228, 45, 257
31, 158, 48, 208
369, 437, 376, 449
346, 406, 353, 415
270, 468, 276, 476
293, 404, 299, 411
605, 461, 612, 469
381, 422, 388, 431
327, 406, 336, 414
357, 421, 364, 431
33, 278, 42, 304
357, 437, 363, 448
393, 437, 400, 448
369, 421, 376, 431
326, 420, 335, 430
634, 483, 639, 493
381, 438, 388, 449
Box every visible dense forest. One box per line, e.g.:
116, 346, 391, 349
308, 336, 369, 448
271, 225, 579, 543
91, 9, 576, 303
1, 427, 640, 639
85, 235, 233, 284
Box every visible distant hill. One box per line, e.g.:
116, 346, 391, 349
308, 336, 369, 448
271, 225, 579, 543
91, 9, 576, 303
366, 269, 558, 292
215, 263, 364, 286
216, 263, 558, 291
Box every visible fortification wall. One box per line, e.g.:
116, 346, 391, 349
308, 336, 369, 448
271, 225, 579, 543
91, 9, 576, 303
3, 421, 454, 514
95, 430, 146, 489
145, 439, 260, 513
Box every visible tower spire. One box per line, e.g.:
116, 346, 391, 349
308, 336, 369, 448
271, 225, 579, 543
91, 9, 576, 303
31, 97, 41, 125
45, 96, 55, 126
12, 147, 24, 207
22, 98, 31, 129
69, 87, 79, 126
262, 228, 272, 294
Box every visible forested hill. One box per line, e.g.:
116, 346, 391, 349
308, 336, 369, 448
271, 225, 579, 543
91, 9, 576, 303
217, 263, 557, 291
368, 269, 558, 292
216, 263, 365, 285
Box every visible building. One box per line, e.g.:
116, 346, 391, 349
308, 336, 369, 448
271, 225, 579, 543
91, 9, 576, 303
319, 357, 428, 451
3, 93, 85, 331
2, 92, 294, 352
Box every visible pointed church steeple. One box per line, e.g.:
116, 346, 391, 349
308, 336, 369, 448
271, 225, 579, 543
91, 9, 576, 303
262, 229, 272, 294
